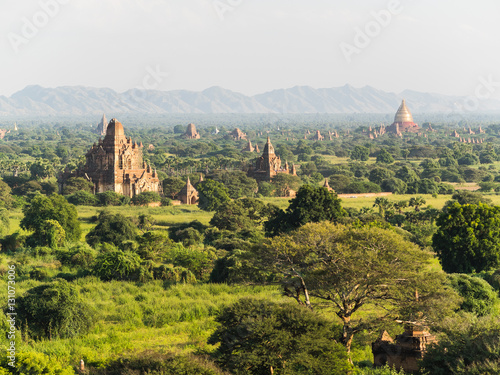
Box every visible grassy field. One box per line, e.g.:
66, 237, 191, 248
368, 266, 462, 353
1, 277, 286, 369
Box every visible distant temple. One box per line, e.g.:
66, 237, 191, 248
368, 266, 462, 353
247, 137, 296, 182
228, 128, 247, 141
183, 123, 201, 139
177, 177, 199, 205
95, 114, 108, 136
242, 140, 256, 152
311, 130, 324, 141
386, 100, 419, 135
0, 129, 10, 139
60, 119, 161, 198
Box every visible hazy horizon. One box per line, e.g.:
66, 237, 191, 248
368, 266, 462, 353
2, 0, 500, 99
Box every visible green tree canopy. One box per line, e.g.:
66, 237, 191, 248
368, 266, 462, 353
433, 202, 500, 273
271, 173, 302, 197
259, 222, 459, 354
369, 167, 394, 185
350, 145, 369, 161
208, 298, 351, 375
131, 191, 161, 206
86, 210, 137, 247
61, 177, 93, 195
0, 179, 14, 208
421, 315, 500, 374
197, 180, 231, 212
210, 198, 276, 232
207, 170, 258, 199
448, 273, 499, 316
20, 194, 81, 246
66, 190, 99, 206
162, 177, 185, 199
265, 185, 346, 236
376, 148, 394, 164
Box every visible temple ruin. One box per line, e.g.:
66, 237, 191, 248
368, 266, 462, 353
60, 118, 161, 198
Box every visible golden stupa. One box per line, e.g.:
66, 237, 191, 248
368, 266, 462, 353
387, 99, 419, 134
394, 100, 414, 123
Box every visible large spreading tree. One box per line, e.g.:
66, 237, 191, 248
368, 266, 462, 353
258, 222, 459, 354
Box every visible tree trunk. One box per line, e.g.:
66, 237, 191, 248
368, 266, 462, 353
291, 268, 312, 309
341, 316, 354, 363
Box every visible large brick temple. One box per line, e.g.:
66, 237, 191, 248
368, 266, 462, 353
59, 118, 162, 197
247, 136, 296, 182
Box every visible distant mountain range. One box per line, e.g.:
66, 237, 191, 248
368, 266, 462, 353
1, 84, 500, 116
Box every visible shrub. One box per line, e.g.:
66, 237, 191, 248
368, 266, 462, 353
153, 264, 197, 284
96, 191, 122, 206
209, 298, 350, 374
92, 250, 141, 281
86, 352, 226, 375
448, 273, 499, 316
132, 191, 162, 206
15, 279, 93, 340
21, 193, 81, 246
66, 190, 99, 206
86, 210, 137, 247
56, 243, 97, 268
0, 351, 74, 375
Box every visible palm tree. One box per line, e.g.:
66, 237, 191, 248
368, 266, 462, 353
393, 200, 408, 214
409, 196, 426, 212
373, 197, 393, 218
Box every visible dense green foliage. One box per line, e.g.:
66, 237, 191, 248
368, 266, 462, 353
259, 222, 459, 352
92, 250, 142, 281
20, 194, 81, 246
448, 273, 499, 316
5, 117, 500, 373
198, 180, 231, 211
265, 185, 345, 235
15, 279, 93, 339
433, 202, 500, 273
86, 210, 137, 247
421, 315, 500, 374
209, 298, 351, 374
87, 353, 228, 375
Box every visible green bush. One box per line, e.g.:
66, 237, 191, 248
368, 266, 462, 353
57, 243, 97, 268
0, 351, 74, 375
478, 269, 500, 292
15, 279, 94, 340
86, 210, 137, 247
448, 273, 499, 316
132, 191, 162, 206
92, 250, 141, 281
153, 264, 197, 284
209, 298, 351, 374
87, 352, 227, 375
421, 315, 500, 374
66, 190, 99, 206
96, 191, 122, 206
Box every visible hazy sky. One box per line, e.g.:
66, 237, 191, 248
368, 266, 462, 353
1, 0, 500, 97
